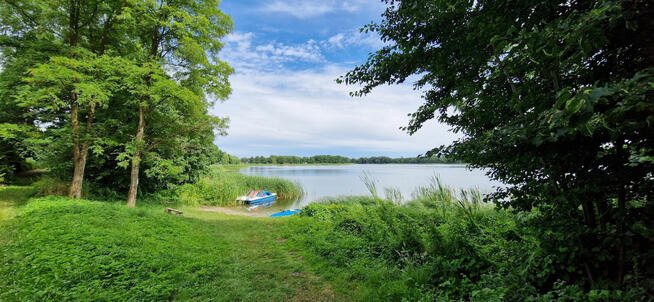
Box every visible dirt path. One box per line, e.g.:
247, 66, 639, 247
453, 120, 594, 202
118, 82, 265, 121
199, 206, 270, 217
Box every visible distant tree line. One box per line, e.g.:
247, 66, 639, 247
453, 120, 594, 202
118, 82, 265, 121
352, 156, 458, 164
240, 155, 457, 164
220, 153, 241, 165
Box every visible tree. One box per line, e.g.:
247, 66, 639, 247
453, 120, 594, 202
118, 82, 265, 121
123, 0, 233, 207
221, 152, 230, 165
341, 0, 653, 292
1, 0, 232, 204
1, 0, 131, 197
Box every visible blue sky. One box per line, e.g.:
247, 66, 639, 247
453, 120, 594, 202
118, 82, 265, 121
211, 0, 457, 158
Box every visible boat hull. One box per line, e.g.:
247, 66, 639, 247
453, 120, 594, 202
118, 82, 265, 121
248, 195, 276, 205
270, 209, 301, 217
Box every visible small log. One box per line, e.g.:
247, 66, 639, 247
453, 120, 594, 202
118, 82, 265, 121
165, 208, 184, 216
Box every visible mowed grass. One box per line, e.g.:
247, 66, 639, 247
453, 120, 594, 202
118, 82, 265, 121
0, 188, 349, 301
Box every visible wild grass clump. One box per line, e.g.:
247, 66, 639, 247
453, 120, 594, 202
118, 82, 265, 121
288, 198, 538, 300
314, 195, 379, 206
0, 186, 36, 204
286, 173, 645, 300
176, 166, 303, 206
283, 175, 538, 300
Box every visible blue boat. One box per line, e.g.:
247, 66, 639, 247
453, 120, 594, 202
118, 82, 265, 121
269, 209, 301, 218
237, 190, 277, 205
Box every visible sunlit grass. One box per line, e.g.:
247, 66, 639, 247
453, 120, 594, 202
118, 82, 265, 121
0, 193, 346, 301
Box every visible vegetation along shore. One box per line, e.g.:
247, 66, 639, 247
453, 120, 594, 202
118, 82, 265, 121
0, 0, 651, 301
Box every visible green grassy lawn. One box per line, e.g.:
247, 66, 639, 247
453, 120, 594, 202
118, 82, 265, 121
0, 186, 352, 301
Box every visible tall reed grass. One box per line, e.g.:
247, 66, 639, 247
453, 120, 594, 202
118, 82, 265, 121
177, 166, 304, 206
356, 173, 489, 226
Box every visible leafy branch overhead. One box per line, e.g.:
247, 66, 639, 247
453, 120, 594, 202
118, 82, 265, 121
341, 0, 653, 293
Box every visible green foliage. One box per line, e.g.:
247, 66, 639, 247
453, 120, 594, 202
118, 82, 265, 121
31, 176, 71, 197
0, 195, 340, 301
287, 195, 530, 300
0, 186, 36, 204
176, 166, 304, 206
287, 190, 649, 301
341, 0, 654, 294
0, 123, 48, 181
0, 0, 234, 204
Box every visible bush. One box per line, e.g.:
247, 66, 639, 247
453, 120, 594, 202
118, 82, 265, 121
287, 189, 533, 300
285, 179, 652, 301
285, 176, 652, 301
32, 176, 71, 196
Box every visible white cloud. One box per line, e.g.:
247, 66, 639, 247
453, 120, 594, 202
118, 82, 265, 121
263, 1, 332, 19
255, 40, 322, 62
222, 32, 323, 71
211, 65, 458, 157
324, 29, 385, 50
213, 30, 457, 157
262, 0, 383, 19
327, 33, 345, 48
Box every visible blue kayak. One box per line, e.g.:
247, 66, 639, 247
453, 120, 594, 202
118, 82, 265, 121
269, 209, 301, 218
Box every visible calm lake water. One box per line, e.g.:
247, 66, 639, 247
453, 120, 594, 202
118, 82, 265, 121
240, 164, 502, 210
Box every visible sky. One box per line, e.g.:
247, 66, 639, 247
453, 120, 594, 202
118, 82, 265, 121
211, 0, 458, 158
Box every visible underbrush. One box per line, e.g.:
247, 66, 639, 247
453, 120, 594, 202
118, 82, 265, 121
177, 166, 304, 206
15, 165, 304, 207
31, 176, 72, 196
284, 177, 646, 301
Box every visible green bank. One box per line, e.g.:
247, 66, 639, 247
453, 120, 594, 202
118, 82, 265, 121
2, 180, 646, 301
0, 187, 343, 301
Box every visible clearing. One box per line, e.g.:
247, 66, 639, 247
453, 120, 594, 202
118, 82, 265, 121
0, 186, 353, 301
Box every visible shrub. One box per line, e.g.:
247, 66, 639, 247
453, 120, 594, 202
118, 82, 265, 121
32, 176, 70, 196
286, 183, 543, 300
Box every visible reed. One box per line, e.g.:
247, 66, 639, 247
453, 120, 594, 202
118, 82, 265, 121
177, 166, 304, 206
359, 171, 379, 199
383, 187, 404, 205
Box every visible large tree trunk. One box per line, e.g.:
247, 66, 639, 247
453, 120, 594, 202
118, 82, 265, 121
69, 101, 82, 198
126, 105, 146, 207
69, 103, 95, 198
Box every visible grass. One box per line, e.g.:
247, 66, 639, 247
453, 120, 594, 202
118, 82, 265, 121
0, 185, 36, 220
0, 175, 515, 301
0, 189, 351, 301
280, 178, 534, 301
177, 165, 304, 207
0, 176, 500, 301
1, 172, 648, 301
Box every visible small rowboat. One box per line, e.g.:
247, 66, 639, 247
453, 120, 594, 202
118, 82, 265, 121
269, 209, 301, 218
237, 190, 277, 206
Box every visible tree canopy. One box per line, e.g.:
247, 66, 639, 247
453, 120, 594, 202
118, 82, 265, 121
0, 0, 233, 205
341, 0, 653, 293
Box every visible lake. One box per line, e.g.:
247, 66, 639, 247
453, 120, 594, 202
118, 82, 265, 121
240, 164, 502, 210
